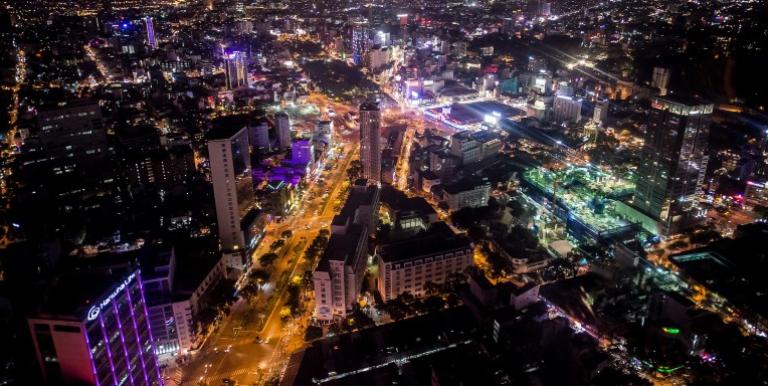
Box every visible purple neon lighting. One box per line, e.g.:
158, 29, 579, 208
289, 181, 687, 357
125, 278, 151, 386
137, 271, 164, 385
98, 313, 119, 386
83, 325, 101, 386
112, 301, 137, 386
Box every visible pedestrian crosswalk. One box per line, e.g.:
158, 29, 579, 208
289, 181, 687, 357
195, 367, 262, 385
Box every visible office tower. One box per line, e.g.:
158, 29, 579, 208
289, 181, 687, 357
208, 125, 254, 251
315, 120, 333, 148
553, 94, 583, 122
351, 20, 370, 66
377, 222, 472, 301
652, 67, 671, 96
313, 182, 379, 321
248, 121, 271, 152
291, 139, 314, 166
634, 96, 712, 235
19, 100, 114, 213
27, 269, 162, 386
593, 99, 609, 125
145, 16, 156, 49
359, 101, 381, 182
753, 129, 768, 180
276, 113, 292, 150
224, 51, 247, 90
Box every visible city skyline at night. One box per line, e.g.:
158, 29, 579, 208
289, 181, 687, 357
0, 0, 767, 385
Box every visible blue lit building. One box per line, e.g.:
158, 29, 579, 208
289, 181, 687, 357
28, 268, 163, 386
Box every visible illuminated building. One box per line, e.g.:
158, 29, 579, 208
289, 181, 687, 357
377, 222, 472, 301
313, 183, 379, 321
753, 129, 768, 180
276, 113, 292, 150
744, 180, 768, 210
652, 67, 670, 96
634, 96, 712, 235
145, 16, 156, 49
441, 177, 491, 211
351, 20, 370, 66
359, 101, 381, 182
207, 125, 254, 254
27, 269, 162, 386
553, 95, 583, 123
291, 139, 314, 167
224, 51, 247, 90
248, 121, 271, 152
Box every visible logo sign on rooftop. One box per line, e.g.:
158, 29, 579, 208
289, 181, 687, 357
86, 272, 137, 321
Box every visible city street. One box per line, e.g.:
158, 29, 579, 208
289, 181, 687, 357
179, 123, 358, 386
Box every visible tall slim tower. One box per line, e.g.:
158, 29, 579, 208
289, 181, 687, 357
359, 101, 381, 182
351, 20, 370, 66
208, 126, 254, 251
276, 113, 292, 150
224, 51, 247, 90
634, 96, 712, 235
652, 67, 671, 96
145, 16, 157, 49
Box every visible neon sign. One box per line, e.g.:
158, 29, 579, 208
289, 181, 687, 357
86, 272, 137, 321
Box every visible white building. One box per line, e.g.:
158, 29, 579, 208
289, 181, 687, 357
553, 94, 583, 123
207, 126, 254, 253
313, 183, 380, 322
443, 179, 491, 211
377, 223, 473, 301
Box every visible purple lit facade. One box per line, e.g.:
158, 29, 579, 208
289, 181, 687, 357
145, 16, 157, 49
28, 270, 163, 386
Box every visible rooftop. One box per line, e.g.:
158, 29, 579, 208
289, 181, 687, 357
379, 222, 471, 263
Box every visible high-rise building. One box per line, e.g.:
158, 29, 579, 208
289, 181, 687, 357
359, 101, 381, 182
593, 99, 609, 125
313, 182, 379, 321
652, 67, 671, 96
27, 268, 162, 386
291, 139, 314, 166
248, 121, 271, 152
753, 128, 768, 180
634, 96, 712, 235
207, 125, 254, 252
224, 51, 247, 90
553, 94, 583, 122
19, 100, 115, 213
145, 16, 156, 49
276, 113, 292, 150
351, 20, 370, 66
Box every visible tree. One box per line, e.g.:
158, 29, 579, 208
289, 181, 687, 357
281, 230, 293, 239
304, 325, 323, 341
346, 160, 363, 181
270, 239, 285, 251
259, 253, 278, 267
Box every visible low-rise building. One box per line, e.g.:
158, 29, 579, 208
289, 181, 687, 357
377, 223, 473, 301
442, 178, 491, 211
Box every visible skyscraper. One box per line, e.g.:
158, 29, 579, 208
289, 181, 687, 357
359, 101, 381, 182
28, 268, 162, 386
634, 96, 712, 235
145, 16, 156, 49
351, 20, 370, 66
224, 51, 247, 90
652, 67, 670, 96
207, 125, 254, 251
276, 113, 292, 150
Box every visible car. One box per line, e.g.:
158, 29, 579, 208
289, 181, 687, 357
221, 378, 236, 386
